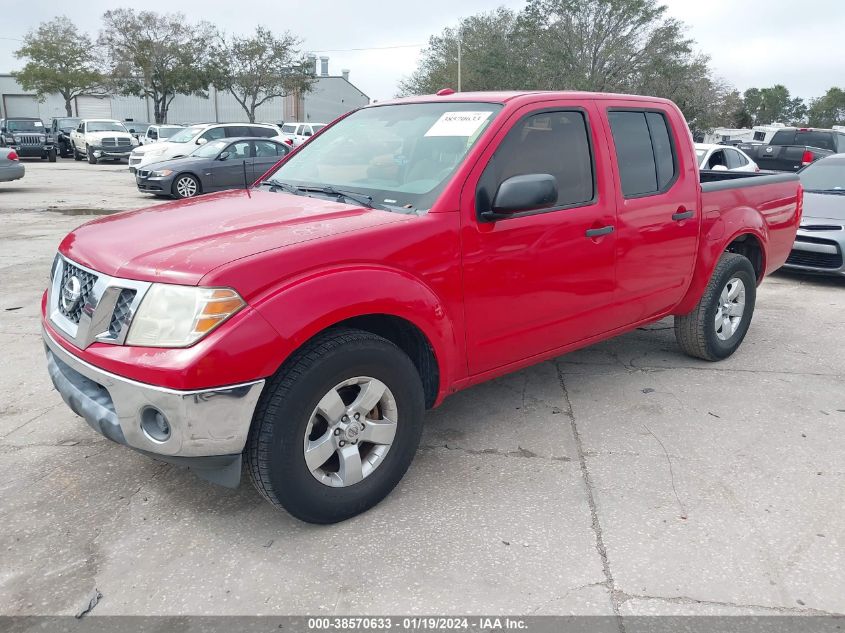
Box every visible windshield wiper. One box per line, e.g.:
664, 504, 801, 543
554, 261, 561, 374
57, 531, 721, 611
297, 185, 388, 210
261, 180, 303, 196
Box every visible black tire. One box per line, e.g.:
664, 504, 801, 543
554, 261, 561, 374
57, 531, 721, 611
87, 146, 97, 164
73, 144, 82, 161
171, 174, 200, 199
246, 327, 425, 524
48, 149, 57, 162
674, 253, 757, 361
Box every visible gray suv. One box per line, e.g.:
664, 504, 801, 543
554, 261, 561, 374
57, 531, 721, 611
0, 117, 56, 161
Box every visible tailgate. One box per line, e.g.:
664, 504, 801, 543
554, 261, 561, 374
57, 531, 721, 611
754, 145, 805, 171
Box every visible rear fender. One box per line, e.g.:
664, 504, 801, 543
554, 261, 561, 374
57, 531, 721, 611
253, 266, 462, 402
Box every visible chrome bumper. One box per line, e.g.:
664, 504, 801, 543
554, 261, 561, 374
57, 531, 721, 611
43, 328, 265, 486
783, 226, 845, 276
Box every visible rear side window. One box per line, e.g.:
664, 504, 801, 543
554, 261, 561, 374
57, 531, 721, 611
249, 126, 276, 138
281, 124, 296, 134
225, 125, 250, 137
608, 110, 677, 197
795, 131, 836, 152
477, 109, 594, 214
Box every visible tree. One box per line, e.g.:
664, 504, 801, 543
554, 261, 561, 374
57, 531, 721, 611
213, 27, 313, 123
13, 17, 105, 117
807, 88, 845, 128
98, 9, 218, 123
743, 85, 806, 126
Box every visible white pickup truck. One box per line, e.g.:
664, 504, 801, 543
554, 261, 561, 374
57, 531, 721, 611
70, 119, 138, 164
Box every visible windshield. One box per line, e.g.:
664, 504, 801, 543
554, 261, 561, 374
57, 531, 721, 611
267, 102, 502, 212
799, 159, 845, 192
168, 126, 204, 143
190, 139, 229, 158
57, 118, 80, 129
158, 125, 183, 139
7, 120, 44, 132
281, 124, 297, 134
87, 121, 127, 133
129, 123, 150, 133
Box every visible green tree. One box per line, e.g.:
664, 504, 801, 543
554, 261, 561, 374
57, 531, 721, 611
98, 9, 218, 123
213, 26, 313, 123
807, 88, 845, 128
13, 17, 105, 117
743, 85, 806, 126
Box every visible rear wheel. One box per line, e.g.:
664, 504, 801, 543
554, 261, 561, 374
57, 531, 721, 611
172, 174, 200, 198
246, 328, 425, 524
674, 253, 757, 361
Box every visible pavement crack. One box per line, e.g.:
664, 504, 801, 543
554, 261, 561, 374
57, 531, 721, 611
420, 442, 571, 462
555, 361, 626, 633
642, 424, 688, 520
619, 593, 843, 616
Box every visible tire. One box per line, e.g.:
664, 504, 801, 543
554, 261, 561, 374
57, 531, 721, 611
171, 174, 200, 198
674, 253, 757, 361
246, 327, 425, 524
86, 146, 97, 164
73, 144, 82, 161
48, 149, 57, 162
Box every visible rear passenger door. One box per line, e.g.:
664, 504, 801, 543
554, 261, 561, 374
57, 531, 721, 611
461, 102, 620, 374
603, 105, 699, 324
251, 140, 287, 180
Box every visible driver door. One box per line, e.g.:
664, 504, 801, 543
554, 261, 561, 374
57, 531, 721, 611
208, 140, 253, 190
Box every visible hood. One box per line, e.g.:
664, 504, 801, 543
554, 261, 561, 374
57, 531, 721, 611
132, 140, 187, 156
85, 130, 133, 140
59, 189, 410, 287
802, 191, 845, 222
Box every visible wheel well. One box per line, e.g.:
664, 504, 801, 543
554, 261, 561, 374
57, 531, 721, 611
725, 234, 764, 281
336, 314, 440, 409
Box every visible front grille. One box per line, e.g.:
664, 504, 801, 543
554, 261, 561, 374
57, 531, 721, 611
129, 156, 142, 165
137, 169, 150, 178
19, 135, 42, 145
108, 289, 137, 337
102, 137, 132, 148
58, 262, 98, 323
786, 250, 843, 270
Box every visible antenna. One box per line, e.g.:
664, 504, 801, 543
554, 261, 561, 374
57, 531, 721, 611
242, 159, 250, 193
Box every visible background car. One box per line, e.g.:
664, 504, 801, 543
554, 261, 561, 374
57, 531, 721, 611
783, 154, 845, 276
138, 124, 184, 145
50, 117, 81, 157
279, 121, 326, 147
125, 122, 151, 141
70, 119, 138, 164
135, 137, 290, 199
695, 143, 759, 172
0, 117, 56, 161
129, 122, 281, 172
0, 147, 24, 183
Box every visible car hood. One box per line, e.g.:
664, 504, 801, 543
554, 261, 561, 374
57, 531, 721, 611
59, 189, 410, 287
801, 191, 845, 222
85, 131, 133, 140
132, 141, 188, 156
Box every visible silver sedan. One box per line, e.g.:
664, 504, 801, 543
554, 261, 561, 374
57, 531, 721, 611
0, 148, 25, 183
783, 154, 845, 276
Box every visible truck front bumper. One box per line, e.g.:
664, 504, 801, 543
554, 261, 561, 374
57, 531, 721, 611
43, 328, 265, 487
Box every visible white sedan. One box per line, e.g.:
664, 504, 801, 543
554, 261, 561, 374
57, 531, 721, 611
695, 143, 759, 172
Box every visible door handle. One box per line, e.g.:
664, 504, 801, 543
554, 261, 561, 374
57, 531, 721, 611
672, 210, 694, 221
585, 225, 614, 238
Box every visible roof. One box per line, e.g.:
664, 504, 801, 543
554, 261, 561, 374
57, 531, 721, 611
376, 90, 677, 107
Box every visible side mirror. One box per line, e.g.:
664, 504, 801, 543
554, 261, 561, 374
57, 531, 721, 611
218, 151, 230, 161
197, 137, 208, 145
483, 174, 558, 221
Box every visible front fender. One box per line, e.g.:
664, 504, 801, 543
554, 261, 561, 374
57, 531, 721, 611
252, 265, 463, 402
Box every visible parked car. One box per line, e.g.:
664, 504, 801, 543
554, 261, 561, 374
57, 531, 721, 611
136, 137, 290, 198
50, 117, 81, 158
42, 91, 801, 523
138, 124, 184, 146
782, 154, 845, 275
279, 121, 326, 147
0, 117, 56, 161
70, 119, 138, 164
0, 147, 25, 182
695, 143, 759, 172
739, 127, 845, 172
128, 122, 281, 173
124, 122, 151, 141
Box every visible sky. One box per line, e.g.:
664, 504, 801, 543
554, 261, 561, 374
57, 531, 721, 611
1, 0, 843, 103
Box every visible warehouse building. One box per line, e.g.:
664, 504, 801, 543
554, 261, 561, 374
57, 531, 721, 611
0, 56, 368, 125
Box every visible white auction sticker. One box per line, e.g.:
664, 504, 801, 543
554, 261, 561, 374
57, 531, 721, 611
425, 111, 492, 137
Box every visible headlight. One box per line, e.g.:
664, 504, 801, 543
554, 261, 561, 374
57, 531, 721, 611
149, 169, 173, 177
125, 285, 245, 348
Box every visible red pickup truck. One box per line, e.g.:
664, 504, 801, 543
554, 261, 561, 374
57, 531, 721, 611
43, 91, 802, 523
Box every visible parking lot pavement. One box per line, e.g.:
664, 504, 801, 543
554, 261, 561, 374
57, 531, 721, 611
1, 164, 844, 618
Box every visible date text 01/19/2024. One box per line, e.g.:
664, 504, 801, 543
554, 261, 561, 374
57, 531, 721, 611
306, 617, 528, 630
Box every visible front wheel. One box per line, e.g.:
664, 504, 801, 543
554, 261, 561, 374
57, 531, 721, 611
674, 253, 757, 361
86, 146, 97, 164
246, 328, 425, 523
48, 149, 57, 162
172, 174, 200, 198
73, 143, 82, 161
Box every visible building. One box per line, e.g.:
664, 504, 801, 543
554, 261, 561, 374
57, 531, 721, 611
0, 57, 368, 124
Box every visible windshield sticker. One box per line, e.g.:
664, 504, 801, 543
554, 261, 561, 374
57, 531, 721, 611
33, 121, 43, 127
425, 111, 492, 137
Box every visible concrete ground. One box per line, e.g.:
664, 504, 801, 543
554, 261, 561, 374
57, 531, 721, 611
1, 161, 843, 618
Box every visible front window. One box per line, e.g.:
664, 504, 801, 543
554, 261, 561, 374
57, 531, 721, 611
798, 159, 845, 192
168, 126, 205, 143
7, 120, 44, 132
267, 102, 502, 212
86, 121, 127, 133
190, 139, 229, 158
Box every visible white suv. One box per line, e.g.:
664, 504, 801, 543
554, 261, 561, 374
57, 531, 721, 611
129, 122, 282, 172
279, 122, 326, 147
